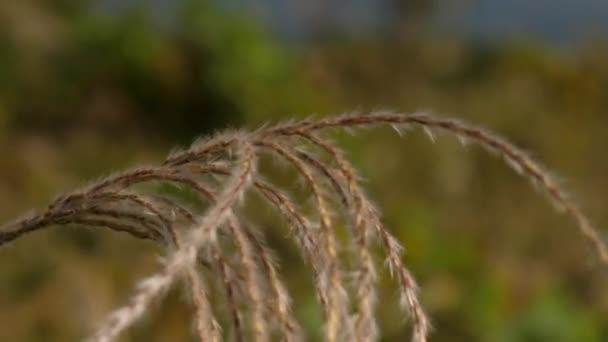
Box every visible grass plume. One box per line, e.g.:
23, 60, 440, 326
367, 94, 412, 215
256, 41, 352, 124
1, 111, 606, 341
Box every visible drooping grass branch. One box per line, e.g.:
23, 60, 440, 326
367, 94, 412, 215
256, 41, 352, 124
0, 112, 605, 342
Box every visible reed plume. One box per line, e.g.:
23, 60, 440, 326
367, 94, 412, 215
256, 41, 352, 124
1, 111, 605, 342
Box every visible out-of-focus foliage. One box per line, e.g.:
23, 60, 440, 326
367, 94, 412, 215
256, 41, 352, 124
0, 0, 317, 143
1, 1, 608, 341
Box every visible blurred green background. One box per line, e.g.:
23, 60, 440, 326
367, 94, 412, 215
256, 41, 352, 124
1, 1, 608, 341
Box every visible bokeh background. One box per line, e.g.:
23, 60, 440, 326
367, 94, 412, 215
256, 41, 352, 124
1, 1, 608, 341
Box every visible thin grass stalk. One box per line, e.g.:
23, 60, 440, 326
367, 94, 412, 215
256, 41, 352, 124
240, 222, 303, 342
185, 261, 222, 342
87, 191, 179, 245
252, 180, 329, 313
214, 249, 244, 342
59, 217, 161, 242
225, 217, 268, 341
254, 140, 350, 341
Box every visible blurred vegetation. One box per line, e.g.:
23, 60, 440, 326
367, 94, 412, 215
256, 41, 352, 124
1, 1, 608, 341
